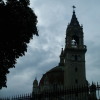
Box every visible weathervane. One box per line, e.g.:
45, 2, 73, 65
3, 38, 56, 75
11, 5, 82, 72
72, 5, 76, 11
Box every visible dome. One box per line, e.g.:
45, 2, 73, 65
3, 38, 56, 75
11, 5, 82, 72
44, 75, 49, 81
39, 66, 64, 86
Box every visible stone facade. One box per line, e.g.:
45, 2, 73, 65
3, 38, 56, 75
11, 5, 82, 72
32, 9, 97, 100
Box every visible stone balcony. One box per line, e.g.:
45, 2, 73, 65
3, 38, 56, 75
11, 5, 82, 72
64, 44, 87, 54
65, 44, 87, 49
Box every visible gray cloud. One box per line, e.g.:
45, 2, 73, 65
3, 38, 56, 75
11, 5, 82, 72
0, 0, 100, 98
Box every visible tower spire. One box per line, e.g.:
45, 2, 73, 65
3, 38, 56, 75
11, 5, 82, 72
69, 6, 80, 26
64, 8, 87, 99
61, 48, 63, 56
58, 48, 64, 66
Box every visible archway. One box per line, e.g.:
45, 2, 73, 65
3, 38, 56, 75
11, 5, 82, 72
72, 35, 79, 45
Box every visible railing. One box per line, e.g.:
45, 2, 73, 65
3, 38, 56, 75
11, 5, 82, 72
1, 82, 100, 100
65, 44, 87, 49
31, 83, 100, 100
1, 93, 32, 100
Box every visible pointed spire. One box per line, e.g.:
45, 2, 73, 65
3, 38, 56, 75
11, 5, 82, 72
59, 48, 64, 66
60, 48, 63, 57
69, 6, 80, 26
33, 77, 38, 85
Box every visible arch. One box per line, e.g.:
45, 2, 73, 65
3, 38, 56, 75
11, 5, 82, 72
78, 55, 81, 57
75, 55, 77, 60
53, 82, 58, 90
75, 67, 77, 72
72, 35, 79, 45
41, 99, 45, 100
77, 55, 81, 61
75, 79, 78, 84
53, 98, 59, 100
71, 55, 75, 60
64, 59, 65, 63
75, 92, 78, 97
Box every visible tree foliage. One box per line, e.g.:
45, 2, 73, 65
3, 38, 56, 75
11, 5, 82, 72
0, 0, 38, 89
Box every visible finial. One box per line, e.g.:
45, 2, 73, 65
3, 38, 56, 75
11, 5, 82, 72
60, 47, 63, 56
62, 45, 63, 48
72, 5, 76, 12
61, 45, 63, 52
92, 81, 93, 85
81, 24, 83, 28
35, 74, 37, 80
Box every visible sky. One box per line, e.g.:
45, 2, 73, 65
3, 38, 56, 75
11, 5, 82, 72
0, 0, 100, 99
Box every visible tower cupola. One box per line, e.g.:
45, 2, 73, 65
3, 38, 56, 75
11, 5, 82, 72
32, 77, 39, 94
65, 6, 85, 47
33, 77, 38, 85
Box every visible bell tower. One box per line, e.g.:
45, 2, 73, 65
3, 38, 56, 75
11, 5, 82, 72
64, 6, 87, 98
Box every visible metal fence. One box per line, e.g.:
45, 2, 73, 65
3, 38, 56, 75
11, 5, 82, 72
1, 93, 32, 100
1, 82, 100, 100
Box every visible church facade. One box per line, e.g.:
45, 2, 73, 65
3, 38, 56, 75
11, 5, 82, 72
32, 8, 97, 100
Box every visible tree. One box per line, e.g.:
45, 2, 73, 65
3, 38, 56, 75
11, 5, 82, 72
0, 0, 39, 89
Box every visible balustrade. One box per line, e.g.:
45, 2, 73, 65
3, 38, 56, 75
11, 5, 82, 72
65, 44, 87, 49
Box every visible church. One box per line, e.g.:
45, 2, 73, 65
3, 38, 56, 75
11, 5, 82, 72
32, 7, 97, 100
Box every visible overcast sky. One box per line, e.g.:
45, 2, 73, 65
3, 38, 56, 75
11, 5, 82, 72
0, 0, 100, 99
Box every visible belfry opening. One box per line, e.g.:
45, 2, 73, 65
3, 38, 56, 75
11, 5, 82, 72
72, 35, 79, 45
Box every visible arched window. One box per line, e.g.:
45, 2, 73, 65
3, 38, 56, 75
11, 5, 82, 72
53, 83, 57, 90
72, 35, 79, 45
71, 55, 75, 60
75, 79, 78, 84
71, 39, 76, 45
77, 55, 81, 61
75, 67, 77, 72
64, 59, 65, 63
75, 55, 77, 60
75, 92, 78, 97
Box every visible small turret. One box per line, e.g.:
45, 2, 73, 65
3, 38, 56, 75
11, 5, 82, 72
90, 81, 97, 100
59, 48, 64, 66
32, 77, 39, 94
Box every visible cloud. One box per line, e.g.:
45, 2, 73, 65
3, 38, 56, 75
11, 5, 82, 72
0, 0, 100, 98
